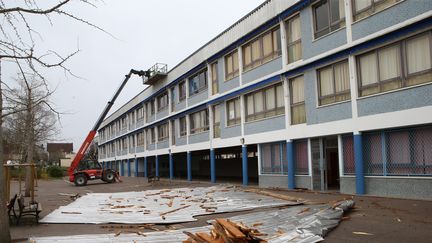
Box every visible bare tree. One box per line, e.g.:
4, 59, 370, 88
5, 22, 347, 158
0, 1, 105, 241
4, 71, 60, 196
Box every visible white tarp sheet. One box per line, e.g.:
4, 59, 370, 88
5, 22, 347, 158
40, 185, 300, 224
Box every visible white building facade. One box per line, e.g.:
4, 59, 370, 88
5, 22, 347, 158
98, 0, 432, 200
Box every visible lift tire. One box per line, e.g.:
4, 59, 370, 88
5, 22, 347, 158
104, 170, 115, 183
74, 174, 88, 186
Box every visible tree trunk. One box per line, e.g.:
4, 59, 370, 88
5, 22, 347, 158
0, 60, 12, 242
25, 88, 34, 197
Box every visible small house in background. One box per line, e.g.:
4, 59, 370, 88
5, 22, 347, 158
47, 143, 74, 167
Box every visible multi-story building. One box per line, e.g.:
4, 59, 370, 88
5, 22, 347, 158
98, 0, 432, 200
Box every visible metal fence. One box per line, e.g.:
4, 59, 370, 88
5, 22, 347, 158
342, 135, 355, 175
294, 140, 309, 175
260, 142, 287, 175
363, 126, 432, 176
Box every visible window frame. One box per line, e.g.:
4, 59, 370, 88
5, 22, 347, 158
356, 31, 432, 97
312, 0, 345, 39
244, 82, 285, 122
317, 59, 351, 106
179, 117, 187, 137
189, 109, 209, 135
289, 75, 306, 125
188, 69, 208, 96
351, 0, 400, 22
211, 62, 219, 94
157, 92, 168, 111
178, 81, 186, 101
213, 104, 221, 138
286, 14, 302, 64
224, 50, 239, 81
242, 27, 281, 72
157, 123, 169, 141
226, 97, 241, 126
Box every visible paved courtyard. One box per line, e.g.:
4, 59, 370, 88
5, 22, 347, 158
10, 177, 432, 242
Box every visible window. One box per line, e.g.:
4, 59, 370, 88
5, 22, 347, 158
286, 14, 302, 63
213, 104, 221, 138
211, 62, 219, 94
129, 135, 135, 148
242, 27, 281, 72
313, 0, 345, 38
158, 123, 168, 141
121, 117, 127, 131
129, 112, 135, 126
179, 81, 186, 101
318, 60, 350, 105
294, 140, 309, 175
226, 97, 241, 126
245, 83, 285, 122
224, 50, 239, 80
363, 127, 432, 176
170, 87, 175, 112
179, 117, 187, 137
189, 69, 208, 95
122, 137, 128, 150
190, 109, 209, 134
352, 0, 399, 21
290, 76, 306, 124
157, 92, 168, 111
261, 142, 287, 174
151, 128, 155, 143
137, 132, 144, 147
137, 106, 144, 121
146, 129, 153, 145
171, 121, 175, 145
357, 31, 432, 97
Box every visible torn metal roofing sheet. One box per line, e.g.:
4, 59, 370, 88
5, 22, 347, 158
30, 200, 354, 243
40, 185, 301, 224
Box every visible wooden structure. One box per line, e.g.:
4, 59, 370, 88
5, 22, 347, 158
3, 163, 37, 203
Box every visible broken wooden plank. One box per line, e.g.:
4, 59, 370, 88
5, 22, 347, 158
215, 218, 245, 239
160, 205, 191, 216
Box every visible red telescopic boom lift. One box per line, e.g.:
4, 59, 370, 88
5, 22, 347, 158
68, 69, 148, 186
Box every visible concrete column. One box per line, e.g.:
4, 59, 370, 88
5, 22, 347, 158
144, 157, 148, 178
134, 157, 138, 177
169, 152, 174, 180
354, 132, 365, 195
242, 145, 248, 186
287, 140, 295, 189
127, 159, 131, 177
187, 151, 192, 181
155, 155, 159, 177
120, 160, 124, 177
210, 149, 216, 183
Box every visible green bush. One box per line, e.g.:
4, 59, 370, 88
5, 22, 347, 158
46, 166, 64, 178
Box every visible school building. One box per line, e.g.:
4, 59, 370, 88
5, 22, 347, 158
97, 0, 432, 200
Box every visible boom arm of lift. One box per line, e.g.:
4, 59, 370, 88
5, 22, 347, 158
67, 69, 148, 176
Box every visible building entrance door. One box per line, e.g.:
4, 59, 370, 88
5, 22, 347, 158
311, 136, 340, 191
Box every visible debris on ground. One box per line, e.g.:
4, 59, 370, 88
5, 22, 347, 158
40, 186, 301, 224
183, 218, 267, 243
30, 200, 355, 243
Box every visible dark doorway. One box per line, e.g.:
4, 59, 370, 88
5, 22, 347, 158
324, 136, 339, 190
158, 154, 170, 178
191, 150, 211, 180
172, 152, 188, 179
146, 157, 156, 177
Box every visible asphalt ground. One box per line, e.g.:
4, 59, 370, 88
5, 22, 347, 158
9, 177, 432, 242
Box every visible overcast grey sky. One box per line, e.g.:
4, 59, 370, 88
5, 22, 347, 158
3, 0, 264, 151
